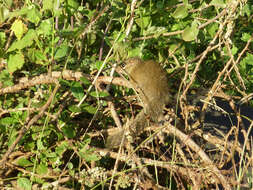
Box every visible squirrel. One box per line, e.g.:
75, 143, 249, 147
105, 58, 171, 148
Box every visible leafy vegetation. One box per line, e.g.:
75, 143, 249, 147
0, 0, 253, 189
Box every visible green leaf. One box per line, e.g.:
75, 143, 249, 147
241, 33, 251, 42
79, 151, 100, 162
116, 32, 126, 43
128, 47, 142, 58
55, 142, 68, 156
70, 81, 84, 100
46, 152, 57, 158
37, 139, 46, 150
59, 79, 72, 86
94, 61, 103, 70
36, 164, 48, 175
182, 23, 199, 41
27, 6, 41, 25
8, 129, 18, 147
24, 141, 35, 151
16, 157, 33, 167
90, 91, 109, 98
87, 33, 96, 45
83, 105, 97, 114
0, 31, 6, 46
37, 19, 53, 36
114, 42, 129, 58
34, 50, 47, 63
231, 45, 238, 55
156, 1, 164, 9
67, 162, 73, 170
4, 0, 13, 7
207, 23, 218, 38
104, 36, 112, 47
79, 146, 100, 162
28, 48, 48, 65
43, 0, 54, 11
240, 53, 253, 67
7, 29, 36, 52
135, 16, 151, 29
68, 105, 82, 113
0, 5, 10, 24
143, 26, 166, 38
7, 53, 25, 73
80, 76, 91, 85
82, 135, 91, 144
17, 178, 32, 190
62, 126, 76, 138
67, 0, 79, 9
54, 45, 69, 60
172, 5, 188, 19
11, 19, 27, 40
210, 0, 226, 8
241, 4, 251, 17
0, 117, 17, 125
8, 7, 30, 19
239, 53, 253, 79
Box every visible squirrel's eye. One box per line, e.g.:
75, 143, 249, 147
121, 62, 126, 68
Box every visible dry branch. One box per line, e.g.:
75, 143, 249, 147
0, 70, 88, 95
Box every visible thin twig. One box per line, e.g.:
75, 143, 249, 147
0, 83, 59, 167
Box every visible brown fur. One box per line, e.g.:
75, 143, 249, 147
105, 58, 170, 148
